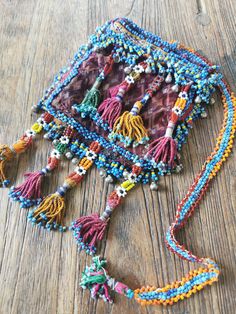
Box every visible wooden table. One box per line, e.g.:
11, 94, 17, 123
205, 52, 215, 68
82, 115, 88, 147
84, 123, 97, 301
0, 1, 235, 313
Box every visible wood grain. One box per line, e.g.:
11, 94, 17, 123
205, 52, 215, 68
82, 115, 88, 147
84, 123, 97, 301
0, 1, 235, 313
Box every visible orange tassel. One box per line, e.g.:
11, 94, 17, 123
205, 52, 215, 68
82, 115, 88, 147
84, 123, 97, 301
0, 136, 33, 187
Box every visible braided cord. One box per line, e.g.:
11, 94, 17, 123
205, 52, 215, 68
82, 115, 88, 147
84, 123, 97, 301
134, 81, 236, 305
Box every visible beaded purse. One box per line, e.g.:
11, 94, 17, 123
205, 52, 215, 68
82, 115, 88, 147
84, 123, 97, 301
1, 18, 235, 305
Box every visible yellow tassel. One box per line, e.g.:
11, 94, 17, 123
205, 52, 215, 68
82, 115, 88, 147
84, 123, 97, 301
0, 136, 32, 187
0, 145, 14, 187
28, 193, 66, 231
112, 108, 148, 147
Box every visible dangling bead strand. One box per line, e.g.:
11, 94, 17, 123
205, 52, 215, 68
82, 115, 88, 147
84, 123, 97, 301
28, 141, 101, 231
0, 113, 54, 188
71, 163, 142, 254
146, 84, 192, 169
73, 54, 115, 118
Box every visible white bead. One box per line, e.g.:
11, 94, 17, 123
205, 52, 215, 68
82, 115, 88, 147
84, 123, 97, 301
72, 157, 79, 165
150, 182, 158, 191
165, 73, 172, 83
195, 96, 201, 103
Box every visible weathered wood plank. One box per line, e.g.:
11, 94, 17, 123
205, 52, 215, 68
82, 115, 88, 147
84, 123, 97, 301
0, 0, 235, 313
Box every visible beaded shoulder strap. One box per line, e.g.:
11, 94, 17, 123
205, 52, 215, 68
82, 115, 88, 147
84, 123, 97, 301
1, 18, 235, 306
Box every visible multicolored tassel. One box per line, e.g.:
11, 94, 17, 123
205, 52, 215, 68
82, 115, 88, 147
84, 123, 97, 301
9, 125, 75, 208
74, 54, 114, 118
71, 164, 142, 254
98, 62, 147, 128
28, 141, 101, 231
110, 75, 164, 147
146, 84, 191, 168
0, 112, 53, 187
80, 256, 133, 303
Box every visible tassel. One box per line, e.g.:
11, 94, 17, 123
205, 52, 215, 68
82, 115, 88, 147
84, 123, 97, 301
111, 101, 149, 146
77, 77, 102, 118
98, 82, 128, 128
75, 54, 114, 118
28, 192, 67, 232
71, 164, 142, 254
80, 256, 133, 303
71, 213, 108, 255
28, 141, 101, 231
110, 75, 164, 146
146, 117, 177, 167
0, 113, 54, 188
98, 62, 147, 128
0, 136, 33, 187
9, 156, 59, 208
146, 85, 191, 168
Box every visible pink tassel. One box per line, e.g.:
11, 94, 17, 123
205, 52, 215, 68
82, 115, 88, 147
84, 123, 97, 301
14, 171, 43, 199
71, 213, 108, 254
98, 82, 128, 128
147, 136, 177, 167
9, 156, 59, 208
146, 120, 177, 167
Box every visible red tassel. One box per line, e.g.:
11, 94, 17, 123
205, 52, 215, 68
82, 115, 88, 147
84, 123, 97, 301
147, 135, 177, 167
71, 213, 108, 254
9, 156, 59, 208
98, 82, 128, 128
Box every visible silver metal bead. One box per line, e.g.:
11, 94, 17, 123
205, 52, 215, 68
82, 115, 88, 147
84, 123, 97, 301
123, 170, 129, 178
210, 97, 215, 105
150, 182, 158, 191
113, 55, 120, 63
99, 169, 106, 177
105, 175, 113, 183
195, 95, 202, 103
145, 66, 152, 74
44, 133, 49, 139
124, 66, 132, 74
165, 73, 172, 83
65, 151, 73, 159
171, 84, 179, 92
31, 105, 38, 112
175, 164, 183, 173
53, 139, 59, 146
72, 157, 79, 165
201, 111, 208, 118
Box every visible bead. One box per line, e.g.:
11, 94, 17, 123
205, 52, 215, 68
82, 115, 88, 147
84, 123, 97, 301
165, 73, 172, 83
150, 182, 158, 191
99, 169, 106, 177
201, 111, 208, 118
105, 175, 113, 183
195, 95, 201, 103
72, 157, 79, 164
65, 151, 73, 159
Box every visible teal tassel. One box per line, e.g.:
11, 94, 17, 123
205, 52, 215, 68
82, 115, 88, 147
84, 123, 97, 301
76, 77, 102, 118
